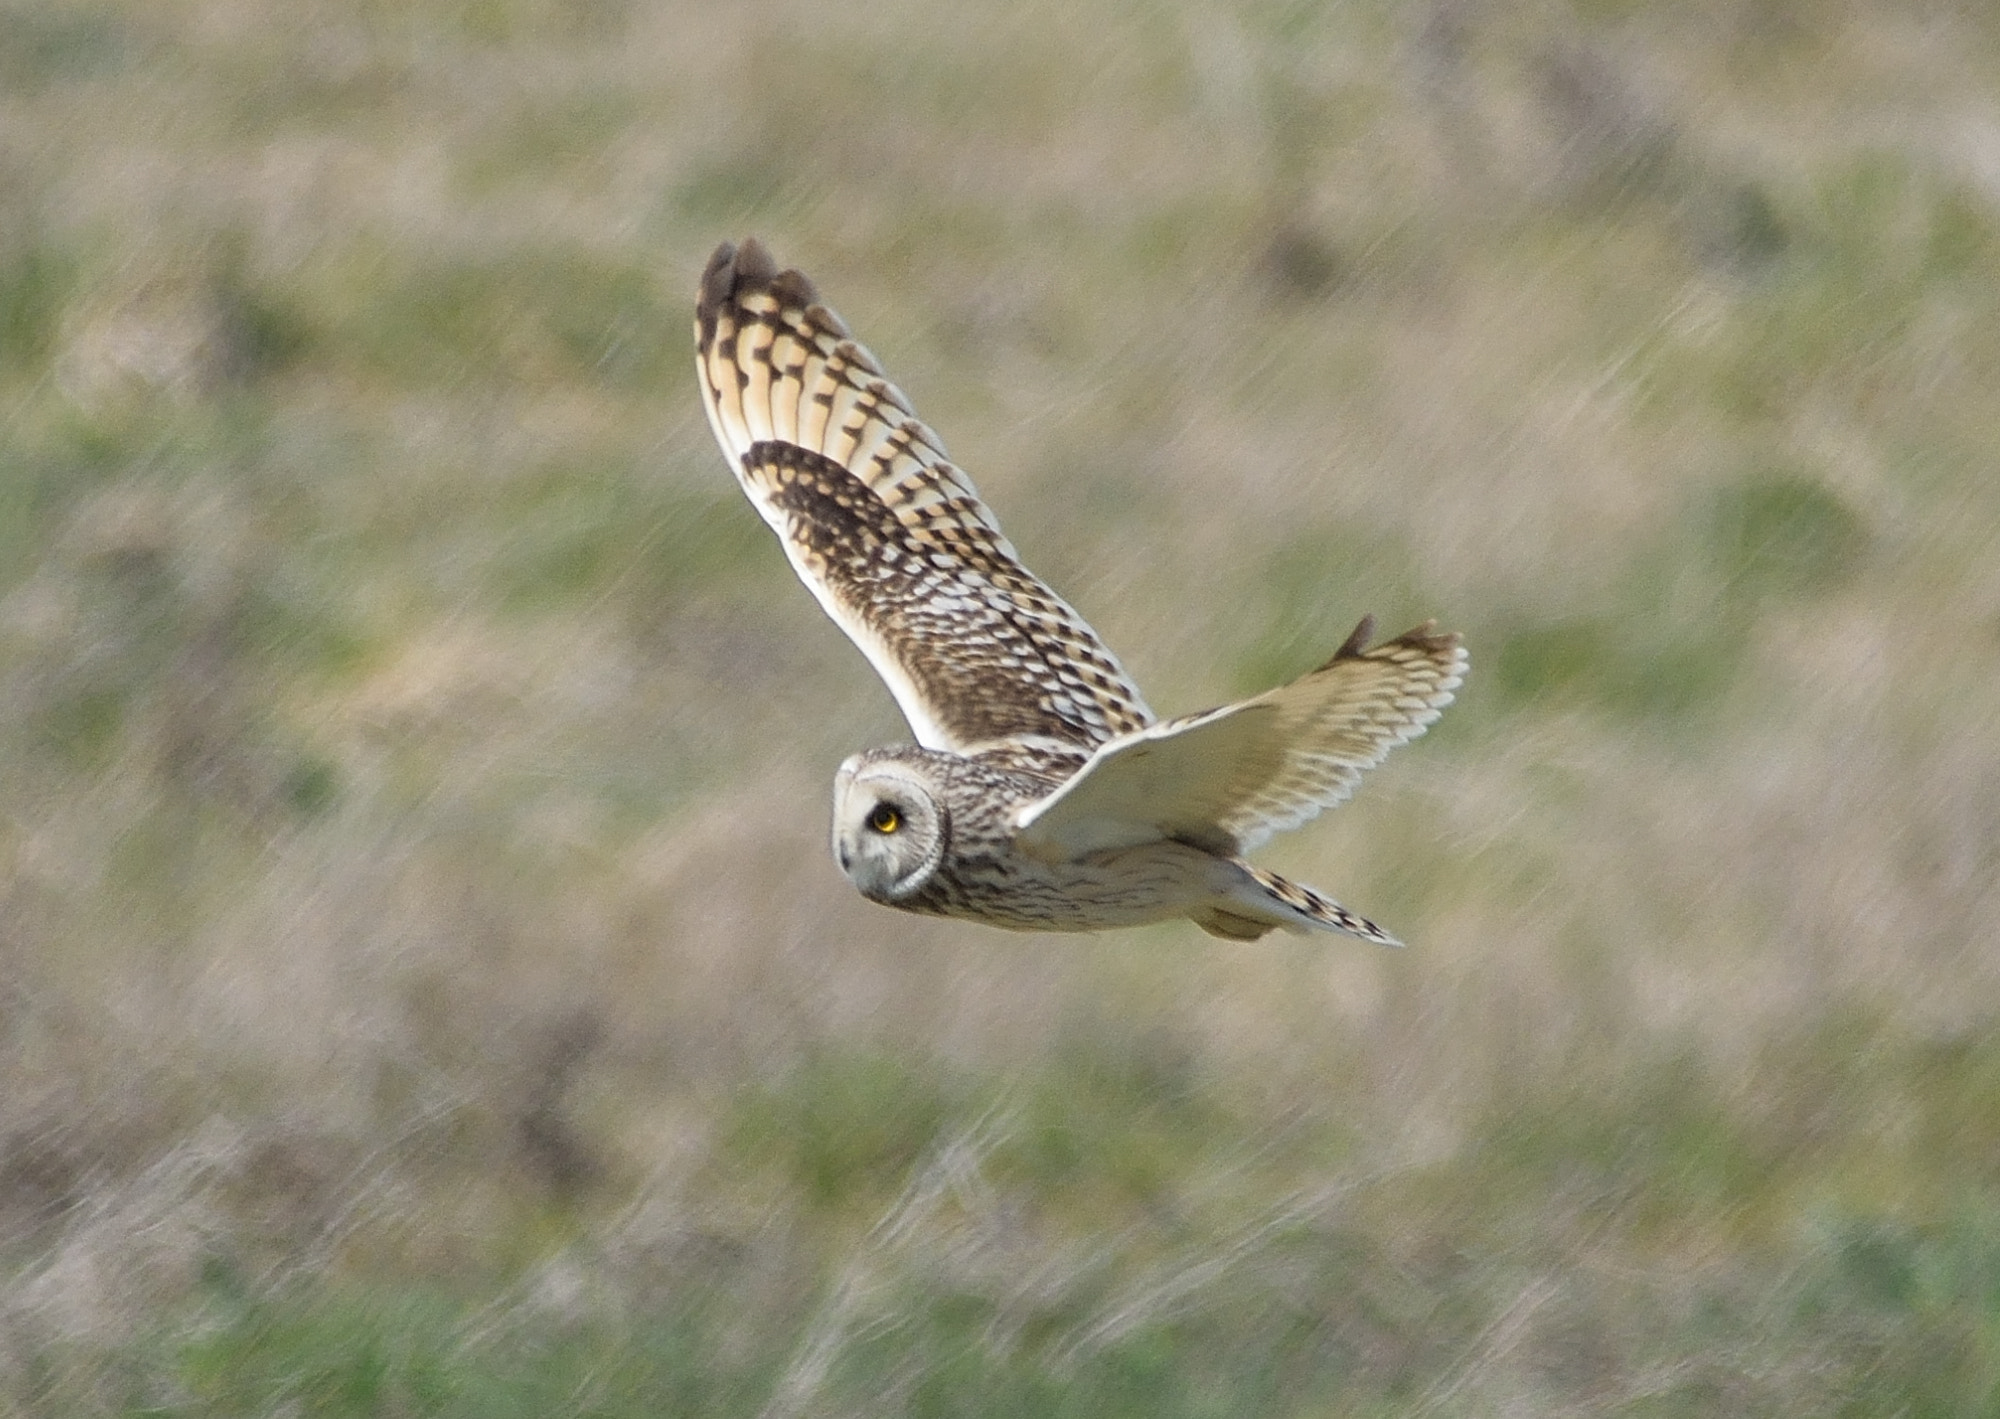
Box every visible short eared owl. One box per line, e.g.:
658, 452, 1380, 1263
695, 239, 1465, 944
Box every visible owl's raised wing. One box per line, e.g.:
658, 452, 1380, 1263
1013, 618, 1465, 861
696, 239, 1152, 753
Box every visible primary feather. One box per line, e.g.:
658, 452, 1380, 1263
1012, 617, 1466, 861
696, 239, 1152, 753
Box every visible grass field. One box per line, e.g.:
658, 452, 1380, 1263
3, 0, 1999, 1413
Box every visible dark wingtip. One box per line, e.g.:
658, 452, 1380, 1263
771, 266, 821, 308
1389, 619, 1463, 655
696, 238, 822, 345
735, 235, 778, 281
1331, 614, 1377, 662
1324, 614, 1465, 668
696, 241, 739, 340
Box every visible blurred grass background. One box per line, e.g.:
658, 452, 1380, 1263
2, 0, 1998, 1412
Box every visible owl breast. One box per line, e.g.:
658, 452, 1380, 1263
903, 838, 1235, 933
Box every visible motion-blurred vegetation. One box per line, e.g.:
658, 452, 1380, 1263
3, 0, 1998, 1413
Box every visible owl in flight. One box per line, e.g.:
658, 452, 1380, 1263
695, 239, 1465, 944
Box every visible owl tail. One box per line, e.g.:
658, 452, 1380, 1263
1194, 861, 1404, 947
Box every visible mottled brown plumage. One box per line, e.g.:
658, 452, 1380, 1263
695, 238, 1466, 944
697, 239, 1151, 753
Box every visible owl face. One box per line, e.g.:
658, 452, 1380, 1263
832, 756, 947, 902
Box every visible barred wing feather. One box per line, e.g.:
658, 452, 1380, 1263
696, 239, 1153, 753
1013, 618, 1466, 861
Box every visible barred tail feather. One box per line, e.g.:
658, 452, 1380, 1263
1195, 861, 1404, 947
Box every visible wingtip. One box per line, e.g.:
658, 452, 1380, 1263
697, 237, 823, 343
1332, 617, 1465, 672
734, 235, 777, 280
696, 241, 739, 340
1391, 619, 1463, 656
1332, 614, 1378, 661
1327, 614, 1463, 665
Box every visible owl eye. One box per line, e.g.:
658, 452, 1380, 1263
866, 802, 901, 834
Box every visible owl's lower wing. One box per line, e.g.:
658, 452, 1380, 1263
696, 239, 1152, 752
1012, 618, 1466, 861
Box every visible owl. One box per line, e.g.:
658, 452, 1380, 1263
695, 239, 1465, 945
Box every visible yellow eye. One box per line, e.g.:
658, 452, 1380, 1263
867, 802, 900, 834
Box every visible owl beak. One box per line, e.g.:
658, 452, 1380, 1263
837, 841, 852, 872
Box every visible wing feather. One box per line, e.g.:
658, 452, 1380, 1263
696, 239, 1153, 752
1013, 619, 1467, 860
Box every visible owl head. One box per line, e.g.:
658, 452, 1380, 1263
832, 753, 948, 902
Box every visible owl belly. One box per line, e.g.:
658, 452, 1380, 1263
901, 840, 1230, 933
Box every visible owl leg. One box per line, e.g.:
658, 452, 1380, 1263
1191, 907, 1280, 941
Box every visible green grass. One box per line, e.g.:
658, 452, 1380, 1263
2, 0, 1998, 1412
15, 1028, 2000, 1415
